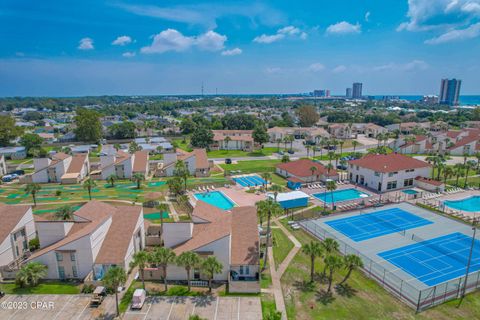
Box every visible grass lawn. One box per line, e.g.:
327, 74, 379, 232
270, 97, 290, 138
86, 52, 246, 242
280, 219, 480, 320
0, 282, 81, 294
261, 294, 277, 319
447, 176, 480, 188
172, 137, 192, 152
271, 228, 294, 268
207, 147, 278, 158
6, 158, 33, 165
219, 159, 281, 174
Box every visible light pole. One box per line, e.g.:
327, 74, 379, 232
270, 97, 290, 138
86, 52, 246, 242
379, 165, 387, 203
458, 226, 477, 306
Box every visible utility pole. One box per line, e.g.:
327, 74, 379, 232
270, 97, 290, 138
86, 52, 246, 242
458, 226, 477, 307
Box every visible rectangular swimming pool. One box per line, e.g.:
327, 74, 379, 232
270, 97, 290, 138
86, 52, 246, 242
312, 188, 369, 204
194, 191, 235, 210
233, 175, 267, 187
325, 207, 433, 242
379, 232, 480, 286
444, 196, 480, 212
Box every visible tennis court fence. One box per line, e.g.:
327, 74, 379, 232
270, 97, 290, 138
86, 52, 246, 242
299, 219, 480, 312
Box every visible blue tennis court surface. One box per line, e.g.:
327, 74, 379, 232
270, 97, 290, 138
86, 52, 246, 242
379, 232, 480, 286
233, 175, 267, 187
325, 207, 433, 242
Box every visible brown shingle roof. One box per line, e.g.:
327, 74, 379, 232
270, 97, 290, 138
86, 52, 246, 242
178, 149, 209, 169
133, 150, 149, 173
349, 153, 430, 173
0, 205, 31, 243
276, 159, 337, 177
66, 154, 88, 174
231, 206, 259, 265
212, 130, 254, 142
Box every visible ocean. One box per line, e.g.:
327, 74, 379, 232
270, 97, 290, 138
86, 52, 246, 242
373, 95, 480, 106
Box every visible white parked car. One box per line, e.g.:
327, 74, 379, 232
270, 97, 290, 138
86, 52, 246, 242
131, 289, 146, 310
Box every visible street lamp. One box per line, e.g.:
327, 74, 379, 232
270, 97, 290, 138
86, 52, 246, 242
379, 165, 387, 203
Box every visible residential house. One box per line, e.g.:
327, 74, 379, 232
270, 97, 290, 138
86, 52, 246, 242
37, 133, 56, 144
348, 153, 431, 192
328, 123, 353, 139
27, 201, 144, 281
21, 152, 90, 184
276, 159, 339, 186
267, 127, 330, 143
0, 147, 27, 160
211, 130, 257, 152
145, 202, 260, 293
0, 205, 36, 279
157, 149, 211, 177
364, 123, 388, 138
134, 137, 173, 153
93, 150, 149, 180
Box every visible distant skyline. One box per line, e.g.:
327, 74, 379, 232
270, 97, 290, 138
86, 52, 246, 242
1, 0, 480, 97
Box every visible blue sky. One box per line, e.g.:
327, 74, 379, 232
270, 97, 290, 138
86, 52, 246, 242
1, 0, 479, 96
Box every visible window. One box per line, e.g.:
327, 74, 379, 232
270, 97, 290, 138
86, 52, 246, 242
404, 178, 414, 187
245, 266, 250, 275
58, 266, 65, 279
374, 172, 380, 177
387, 181, 397, 190
406, 169, 415, 173
239, 266, 244, 275
72, 265, 78, 278
388, 172, 398, 177
55, 252, 63, 261
70, 253, 76, 261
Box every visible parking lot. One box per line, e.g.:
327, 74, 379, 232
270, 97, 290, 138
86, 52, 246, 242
123, 296, 262, 320
0, 294, 116, 320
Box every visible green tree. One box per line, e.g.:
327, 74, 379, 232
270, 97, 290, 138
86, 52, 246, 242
261, 172, 271, 190
73, 108, 102, 142
309, 166, 318, 179
176, 251, 201, 291
453, 163, 465, 187
326, 180, 337, 208
321, 238, 339, 277
256, 199, 283, 271
352, 140, 359, 153
102, 266, 127, 317
15, 262, 47, 288
223, 136, 231, 152
464, 160, 476, 187
130, 251, 150, 290
20, 133, 44, 156
167, 176, 184, 196
129, 141, 142, 153
132, 173, 145, 189
156, 202, 169, 241
190, 126, 214, 149
25, 183, 41, 207
201, 256, 223, 292
302, 241, 324, 282
174, 160, 190, 191
0, 115, 24, 146
325, 254, 344, 293
151, 247, 176, 291
269, 184, 283, 202
109, 121, 136, 139
55, 205, 74, 220
338, 254, 364, 286
264, 311, 282, 320
83, 178, 97, 200
296, 105, 320, 127
281, 155, 290, 163
107, 174, 117, 187
252, 124, 269, 147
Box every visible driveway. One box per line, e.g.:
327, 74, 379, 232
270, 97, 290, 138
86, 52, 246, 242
123, 296, 262, 320
0, 294, 116, 320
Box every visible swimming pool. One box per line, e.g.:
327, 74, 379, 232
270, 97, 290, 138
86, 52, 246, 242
194, 191, 235, 210
402, 189, 419, 195
444, 196, 480, 212
233, 175, 267, 187
313, 188, 369, 204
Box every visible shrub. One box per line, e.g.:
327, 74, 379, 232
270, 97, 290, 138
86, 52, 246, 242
29, 237, 40, 251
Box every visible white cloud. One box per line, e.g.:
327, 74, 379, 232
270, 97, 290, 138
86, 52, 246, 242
326, 21, 361, 35
365, 11, 371, 22
112, 35, 132, 46
195, 30, 227, 51
332, 65, 347, 73
373, 60, 429, 71
122, 51, 136, 58
253, 33, 285, 43
425, 22, 480, 43
141, 29, 227, 54
221, 48, 242, 56
308, 63, 325, 72
78, 37, 94, 50
265, 67, 282, 74
253, 25, 307, 44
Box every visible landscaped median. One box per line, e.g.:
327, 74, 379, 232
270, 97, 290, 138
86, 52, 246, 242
0, 281, 81, 294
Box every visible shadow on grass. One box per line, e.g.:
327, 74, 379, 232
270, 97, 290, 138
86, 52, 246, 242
315, 289, 336, 305
292, 280, 316, 292
335, 283, 357, 298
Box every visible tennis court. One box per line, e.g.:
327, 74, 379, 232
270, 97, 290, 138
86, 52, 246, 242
233, 175, 267, 187
379, 232, 480, 286
325, 207, 433, 242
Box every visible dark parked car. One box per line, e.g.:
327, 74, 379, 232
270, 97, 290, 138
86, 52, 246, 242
225, 158, 232, 164
287, 149, 295, 154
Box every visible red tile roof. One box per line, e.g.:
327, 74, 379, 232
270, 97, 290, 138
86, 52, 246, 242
276, 159, 337, 177
349, 153, 430, 173
415, 176, 444, 186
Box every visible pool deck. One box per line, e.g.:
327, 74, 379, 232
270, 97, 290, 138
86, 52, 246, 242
415, 190, 480, 219
188, 186, 267, 208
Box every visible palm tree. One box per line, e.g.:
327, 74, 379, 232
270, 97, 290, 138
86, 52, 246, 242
326, 180, 337, 209
151, 247, 176, 291
55, 205, 74, 220
375, 133, 383, 147
325, 255, 343, 293
130, 251, 150, 290
224, 136, 231, 152
25, 183, 41, 207
156, 202, 169, 242
175, 160, 190, 191
256, 199, 283, 271
107, 174, 117, 187
352, 140, 359, 153
334, 153, 341, 168
269, 184, 283, 202
306, 145, 311, 158
276, 138, 282, 152
443, 166, 454, 184
327, 151, 335, 166
302, 241, 324, 282
309, 166, 318, 181
201, 256, 223, 292
132, 173, 145, 189
15, 262, 47, 288
176, 251, 201, 291
282, 136, 289, 151
312, 146, 318, 159
464, 160, 476, 187
338, 254, 363, 286
321, 238, 339, 277
83, 178, 97, 200
261, 172, 271, 190
102, 266, 127, 317
454, 163, 465, 187
339, 140, 345, 155
475, 152, 480, 171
